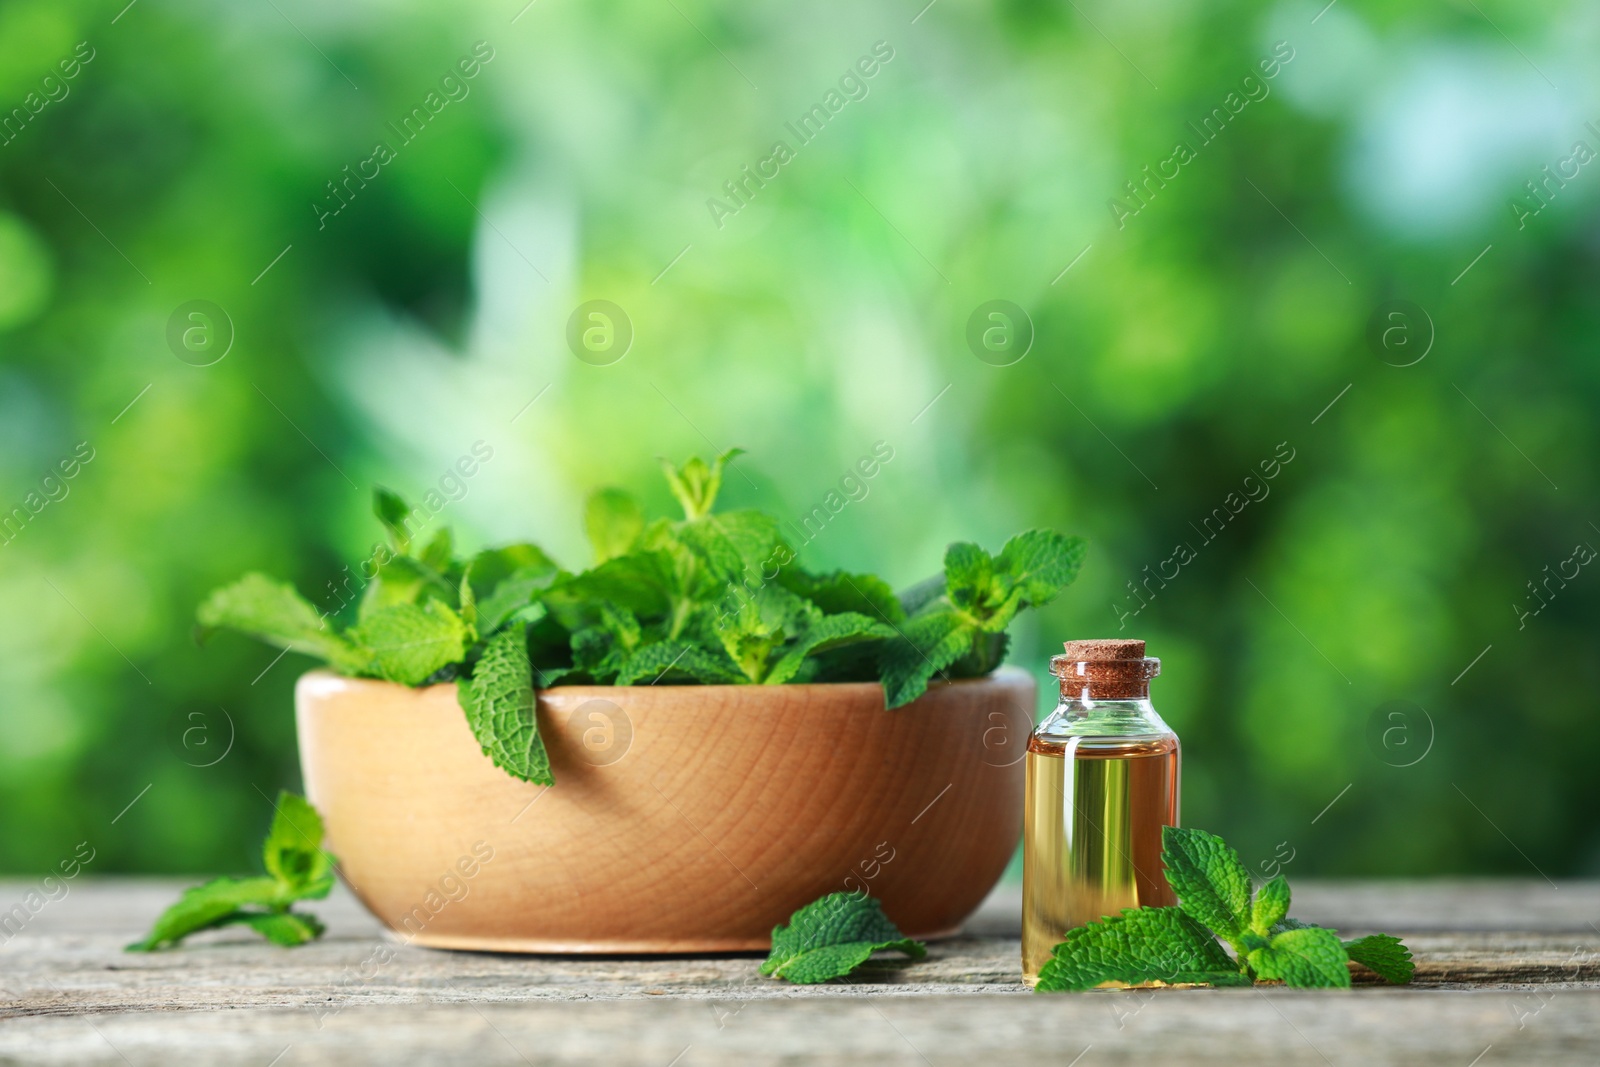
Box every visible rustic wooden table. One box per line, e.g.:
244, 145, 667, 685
2, 878, 1598, 1065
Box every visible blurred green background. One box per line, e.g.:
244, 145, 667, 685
2, 0, 1596, 881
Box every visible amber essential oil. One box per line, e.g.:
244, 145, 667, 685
1021, 640, 1180, 984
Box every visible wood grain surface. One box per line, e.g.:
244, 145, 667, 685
3, 878, 1598, 1065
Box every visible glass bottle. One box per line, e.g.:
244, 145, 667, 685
1021, 639, 1180, 983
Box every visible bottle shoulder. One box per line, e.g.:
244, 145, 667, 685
1028, 733, 1178, 758
1031, 698, 1178, 750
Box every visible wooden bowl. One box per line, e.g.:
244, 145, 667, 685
295, 666, 1033, 953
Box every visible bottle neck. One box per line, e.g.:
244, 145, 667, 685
1056, 678, 1150, 702
1050, 655, 1160, 702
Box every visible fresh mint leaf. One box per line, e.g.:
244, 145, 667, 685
706, 586, 891, 685
1343, 934, 1415, 984
943, 542, 996, 614
1250, 874, 1291, 935
714, 585, 808, 683
458, 623, 552, 785
660, 448, 744, 520
930, 531, 1089, 635
1160, 826, 1254, 949
546, 551, 679, 624
241, 911, 326, 947
472, 575, 551, 637
348, 601, 472, 685
1269, 922, 1415, 985
196, 573, 372, 675
568, 603, 645, 682
895, 573, 947, 617
680, 509, 784, 584
1035, 907, 1247, 992
585, 488, 645, 563
128, 793, 334, 952
877, 531, 1087, 707
358, 554, 455, 619
372, 486, 414, 553
767, 612, 895, 686
417, 527, 456, 573
461, 544, 559, 634
966, 530, 1086, 634
994, 529, 1087, 608
613, 640, 743, 685
760, 892, 925, 984
878, 611, 973, 708
262, 790, 334, 898
126, 876, 284, 951
780, 570, 906, 625
1246, 926, 1352, 988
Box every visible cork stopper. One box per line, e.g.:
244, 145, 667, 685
1060, 639, 1146, 661
1051, 638, 1159, 700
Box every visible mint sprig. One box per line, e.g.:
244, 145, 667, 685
760, 892, 926, 984
128, 792, 336, 952
880, 530, 1086, 708
1035, 826, 1416, 991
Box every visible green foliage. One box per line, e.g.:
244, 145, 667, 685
712, 585, 894, 685
1160, 825, 1254, 948
1342, 934, 1417, 985
880, 530, 1086, 707
1035, 907, 1249, 992
760, 892, 926, 984
372, 486, 415, 554
458, 624, 552, 785
461, 544, 559, 635
347, 601, 472, 686
778, 570, 905, 624
261, 791, 335, 894
128, 792, 334, 951
1035, 826, 1414, 992
240, 911, 327, 947
660, 448, 744, 520
584, 488, 645, 563
1250, 875, 1291, 935
196, 472, 1080, 783
196, 574, 372, 676
1245, 925, 1352, 989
